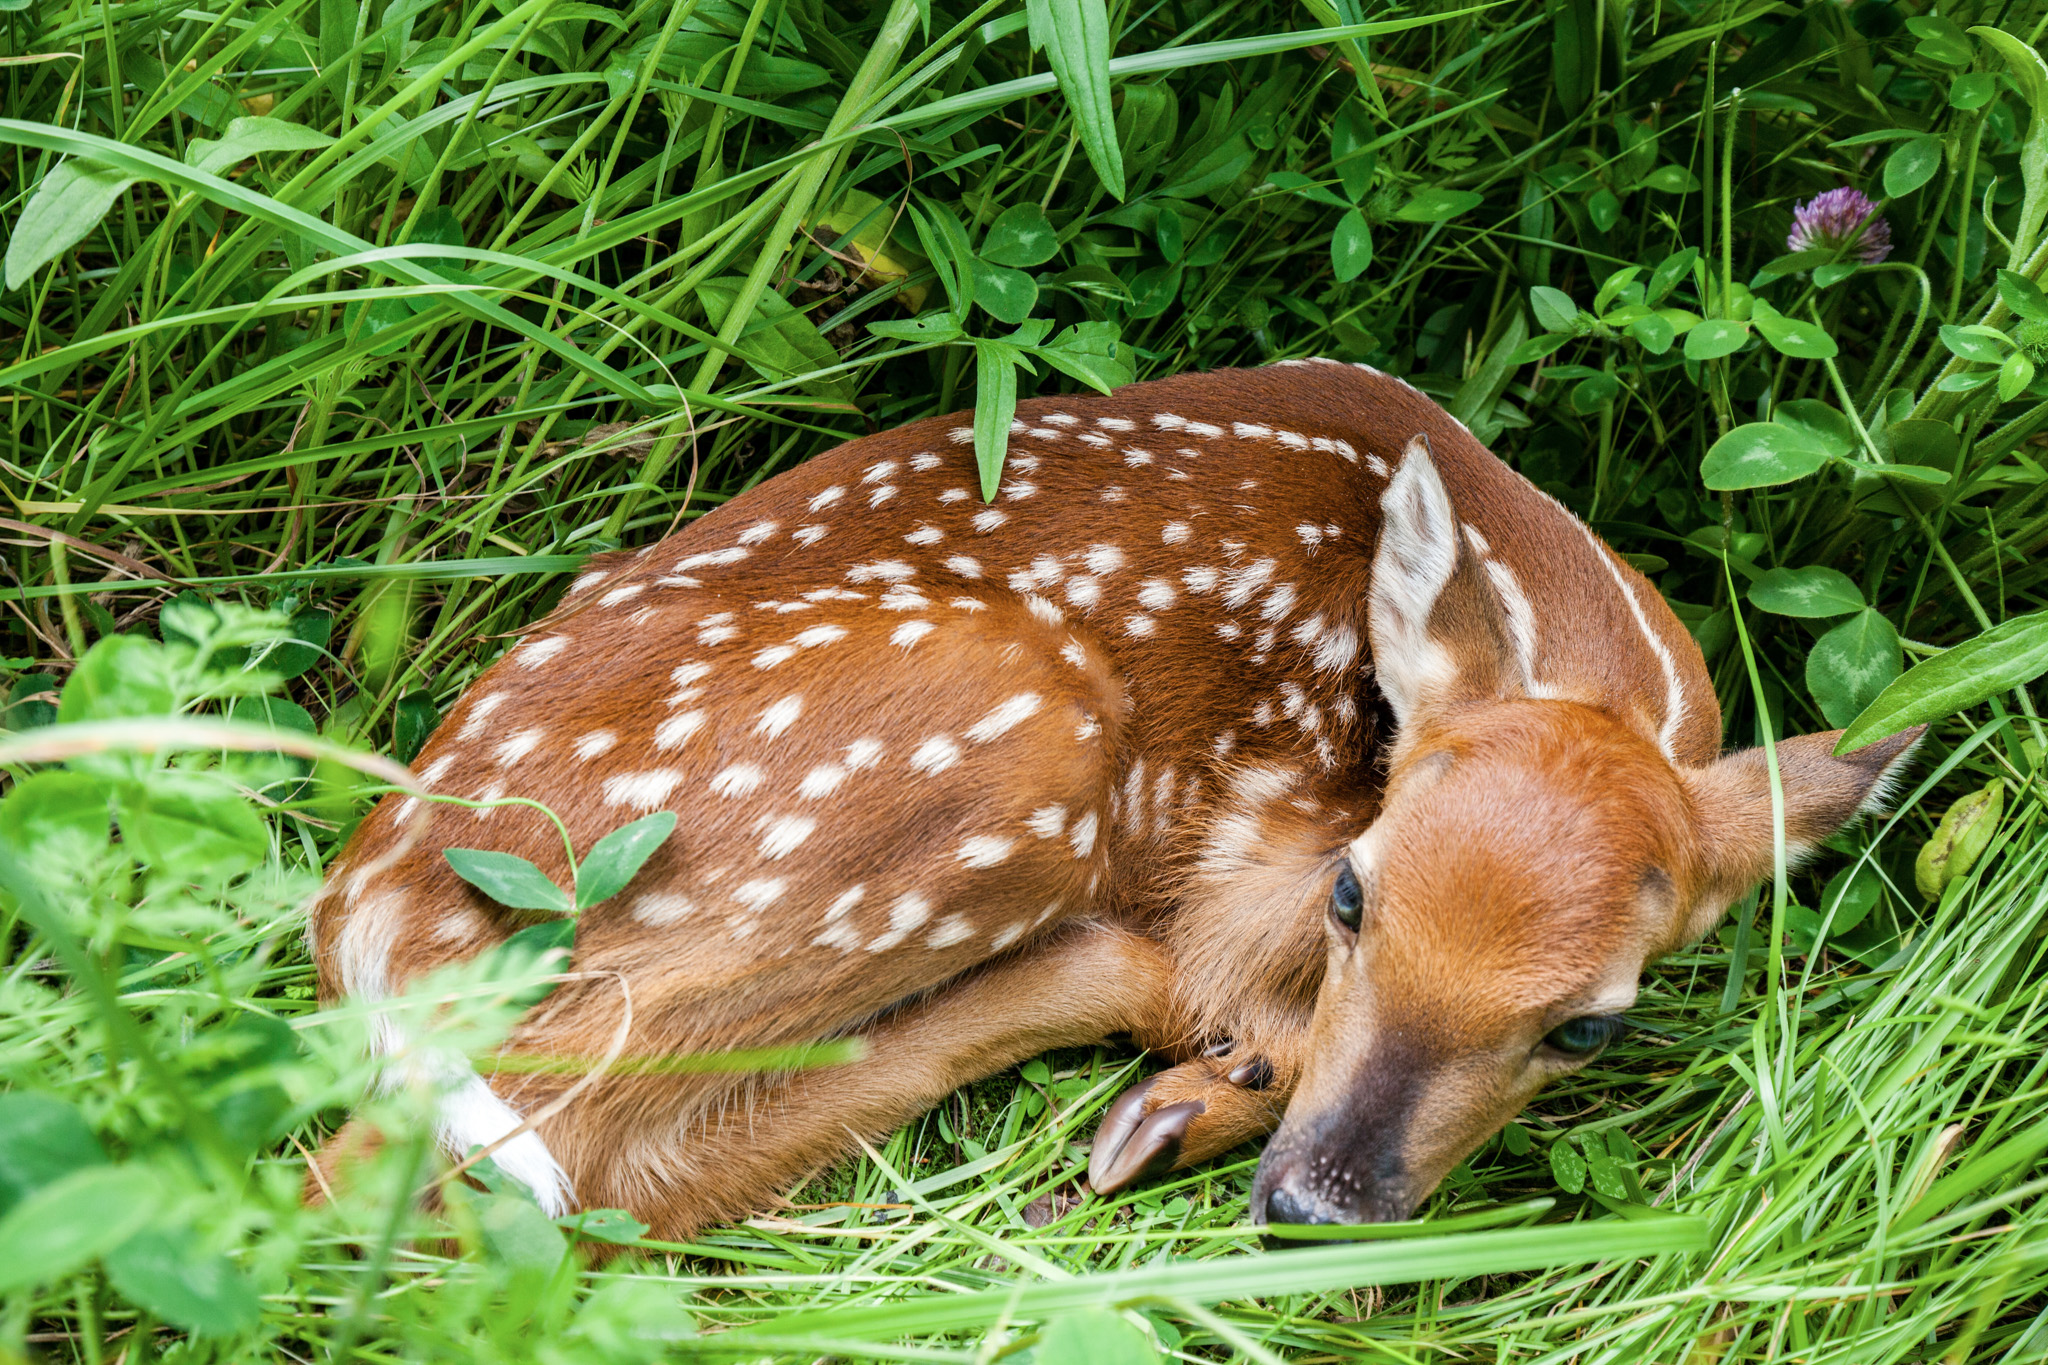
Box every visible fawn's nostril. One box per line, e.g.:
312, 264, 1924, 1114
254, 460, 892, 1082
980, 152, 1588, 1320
1262, 1185, 1337, 1226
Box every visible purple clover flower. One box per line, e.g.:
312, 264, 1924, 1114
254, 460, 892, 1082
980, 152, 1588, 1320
1786, 187, 1893, 264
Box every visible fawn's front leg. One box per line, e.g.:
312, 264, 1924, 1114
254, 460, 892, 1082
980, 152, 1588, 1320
1086, 1030, 1306, 1193
609, 918, 1180, 1238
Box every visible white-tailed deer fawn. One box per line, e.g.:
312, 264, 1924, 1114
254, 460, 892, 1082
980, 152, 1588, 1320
309, 361, 1918, 1233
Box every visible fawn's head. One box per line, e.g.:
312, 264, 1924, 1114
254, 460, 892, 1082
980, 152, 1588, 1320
1252, 437, 1920, 1228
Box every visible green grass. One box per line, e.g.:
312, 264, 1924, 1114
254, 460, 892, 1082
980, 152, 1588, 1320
4, 0, 2048, 1359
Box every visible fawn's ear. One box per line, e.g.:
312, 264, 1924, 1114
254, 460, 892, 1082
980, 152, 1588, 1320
1368, 434, 1518, 732
1676, 726, 1925, 942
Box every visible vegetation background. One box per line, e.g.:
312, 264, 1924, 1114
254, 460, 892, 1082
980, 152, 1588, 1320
4, 0, 2048, 1359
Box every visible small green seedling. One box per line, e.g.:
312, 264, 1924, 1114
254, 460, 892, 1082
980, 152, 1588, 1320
443, 810, 679, 969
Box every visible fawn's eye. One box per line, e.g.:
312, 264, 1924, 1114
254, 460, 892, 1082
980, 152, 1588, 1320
1329, 863, 1365, 931
1543, 1015, 1626, 1058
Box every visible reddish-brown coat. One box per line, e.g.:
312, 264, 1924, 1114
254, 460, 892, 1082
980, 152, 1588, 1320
309, 360, 1914, 1234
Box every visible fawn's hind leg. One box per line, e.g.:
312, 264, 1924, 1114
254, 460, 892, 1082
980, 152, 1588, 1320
580, 919, 1178, 1238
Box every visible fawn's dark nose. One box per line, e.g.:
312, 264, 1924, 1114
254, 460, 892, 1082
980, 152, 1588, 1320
1262, 1185, 1340, 1227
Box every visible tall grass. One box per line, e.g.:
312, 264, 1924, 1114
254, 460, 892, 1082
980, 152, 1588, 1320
3, 0, 2047, 1359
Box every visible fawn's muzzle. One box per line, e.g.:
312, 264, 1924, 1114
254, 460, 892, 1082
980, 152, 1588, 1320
1250, 1128, 1425, 1232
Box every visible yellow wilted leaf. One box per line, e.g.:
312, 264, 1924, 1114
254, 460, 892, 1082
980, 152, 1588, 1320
811, 190, 929, 311
1915, 780, 2004, 900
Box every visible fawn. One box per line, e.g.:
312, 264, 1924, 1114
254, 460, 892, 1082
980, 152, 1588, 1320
309, 360, 1917, 1233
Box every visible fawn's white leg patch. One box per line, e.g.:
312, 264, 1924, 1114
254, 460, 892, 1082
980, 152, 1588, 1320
438, 1071, 574, 1216
1368, 436, 1460, 725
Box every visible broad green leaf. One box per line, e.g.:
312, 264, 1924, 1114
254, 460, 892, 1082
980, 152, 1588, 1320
1839, 609, 2048, 751
0, 1094, 106, 1219
1154, 205, 1183, 260
1396, 187, 1484, 222
1997, 268, 2048, 321
474, 1190, 570, 1271
394, 692, 439, 764
1508, 331, 1572, 364
444, 848, 573, 912
1332, 208, 1371, 281
1882, 135, 1943, 198
698, 278, 854, 404
1751, 303, 1838, 359
1700, 421, 1831, 489
1914, 781, 2004, 900
1585, 187, 1621, 232
2, 672, 57, 730
4, 160, 140, 291
970, 258, 1038, 324
1819, 863, 1882, 934
1639, 164, 1700, 193
979, 202, 1059, 267
1646, 247, 1698, 304
1267, 169, 1351, 209
1771, 399, 1857, 459
499, 916, 576, 961
971, 339, 1021, 501
1974, 26, 2048, 265
228, 694, 317, 735
2000, 351, 2037, 401
58, 635, 176, 724
1025, 0, 1125, 199
575, 811, 678, 910
1950, 71, 1998, 110
1906, 15, 1972, 66
1127, 261, 1181, 319
0, 1165, 162, 1293
1628, 313, 1675, 354
123, 772, 269, 883
1683, 319, 1749, 360
1550, 1136, 1588, 1193
256, 607, 332, 678
1939, 323, 2010, 364
557, 1208, 653, 1245
1529, 286, 1578, 334
184, 115, 336, 177
1750, 566, 1865, 618
1593, 266, 1642, 315
1030, 320, 1133, 394
1807, 609, 1902, 729
1038, 1308, 1159, 1364
105, 1227, 262, 1338
0, 771, 117, 865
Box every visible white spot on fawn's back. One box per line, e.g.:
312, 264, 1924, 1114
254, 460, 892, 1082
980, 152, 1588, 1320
967, 693, 1042, 742
573, 730, 617, 760
849, 559, 916, 583
678, 546, 748, 571
710, 764, 765, 798
866, 894, 932, 952
926, 915, 975, 949
758, 814, 817, 859
799, 764, 848, 798
956, 836, 1013, 868
893, 620, 935, 648
1027, 805, 1067, 838
604, 770, 683, 809
516, 636, 569, 668
910, 735, 962, 774
654, 710, 706, 750
756, 695, 803, 738
494, 729, 545, 765
1069, 810, 1099, 857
